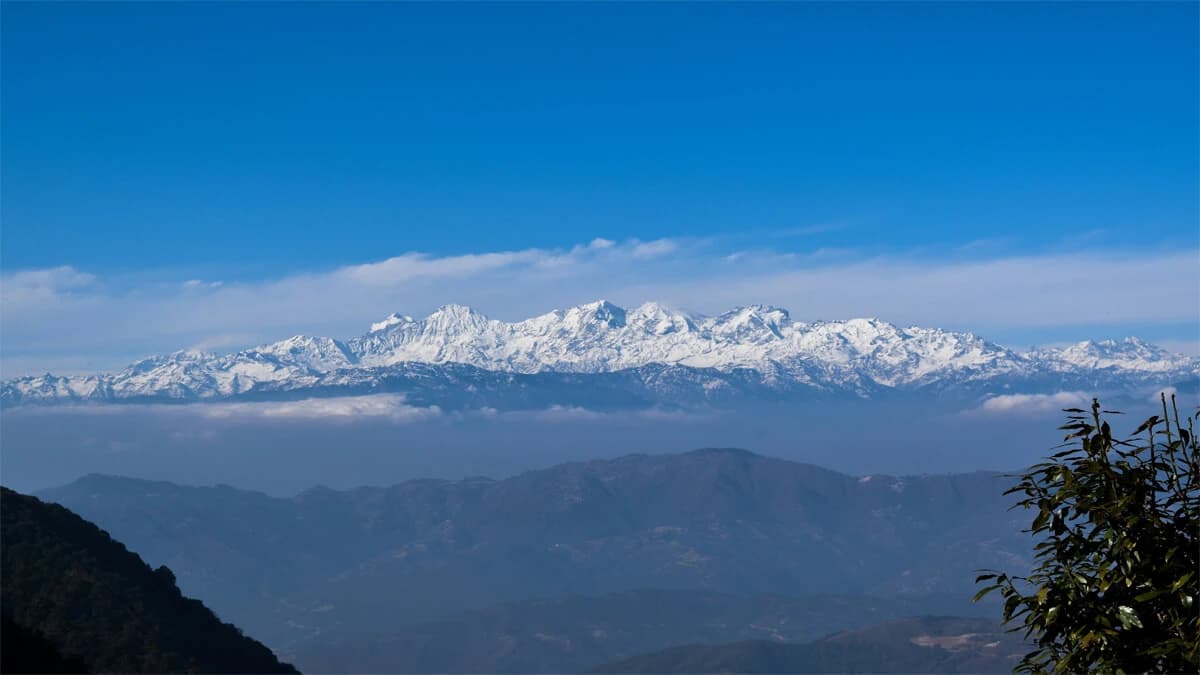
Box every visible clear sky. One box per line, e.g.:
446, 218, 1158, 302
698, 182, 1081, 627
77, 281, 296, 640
2, 2, 1198, 374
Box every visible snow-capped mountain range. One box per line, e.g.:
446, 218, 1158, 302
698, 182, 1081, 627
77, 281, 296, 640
3, 301, 1196, 409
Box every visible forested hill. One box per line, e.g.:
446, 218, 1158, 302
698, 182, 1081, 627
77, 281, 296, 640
40, 449, 1026, 655
0, 486, 297, 674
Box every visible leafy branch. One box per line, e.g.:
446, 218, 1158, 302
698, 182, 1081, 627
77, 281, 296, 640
976, 395, 1198, 673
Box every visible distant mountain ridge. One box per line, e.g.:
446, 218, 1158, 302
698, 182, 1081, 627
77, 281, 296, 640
591, 616, 1026, 674
38, 448, 1028, 655
4, 300, 1195, 406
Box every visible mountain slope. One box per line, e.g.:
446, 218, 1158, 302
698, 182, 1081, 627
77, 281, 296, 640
39, 449, 1028, 654
4, 301, 1194, 406
292, 590, 995, 674
1, 616, 90, 674
591, 616, 1026, 674
0, 486, 297, 674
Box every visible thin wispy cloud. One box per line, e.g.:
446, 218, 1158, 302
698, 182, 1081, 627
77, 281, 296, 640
338, 250, 547, 286
3, 266, 98, 310
630, 238, 679, 259
505, 405, 707, 425
2, 238, 1197, 376
182, 279, 224, 290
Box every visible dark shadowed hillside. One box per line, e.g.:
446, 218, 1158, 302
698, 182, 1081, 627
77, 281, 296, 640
39, 448, 1028, 658
0, 487, 297, 674
592, 616, 1027, 673
1, 616, 90, 674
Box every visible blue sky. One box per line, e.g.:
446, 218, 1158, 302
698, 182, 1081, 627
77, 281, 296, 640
2, 2, 1197, 374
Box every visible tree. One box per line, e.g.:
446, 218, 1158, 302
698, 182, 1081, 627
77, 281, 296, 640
976, 395, 1199, 673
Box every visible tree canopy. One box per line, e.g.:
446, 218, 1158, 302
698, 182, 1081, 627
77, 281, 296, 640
1, 487, 297, 673
978, 395, 1198, 673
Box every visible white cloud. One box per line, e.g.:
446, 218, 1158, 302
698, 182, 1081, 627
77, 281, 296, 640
199, 395, 441, 421
1150, 387, 1177, 403
183, 279, 223, 290
338, 250, 545, 285
1, 265, 96, 310
8, 395, 441, 422
519, 405, 610, 423
630, 238, 678, 259
974, 392, 1089, 415
2, 238, 1198, 376
6, 265, 96, 290
663, 250, 1200, 329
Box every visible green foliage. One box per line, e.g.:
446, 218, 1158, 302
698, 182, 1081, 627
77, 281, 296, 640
0, 487, 298, 674
977, 396, 1199, 673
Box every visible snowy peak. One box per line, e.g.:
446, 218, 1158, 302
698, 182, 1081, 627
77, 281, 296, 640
423, 304, 491, 331
706, 305, 790, 341
369, 313, 414, 333
338, 301, 1191, 384
564, 300, 627, 329
3, 300, 1196, 406
247, 335, 359, 370
123, 350, 217, 375
1072, 337, 1163, 359
628, 302, 696, 336
1033, 337, 1185, 372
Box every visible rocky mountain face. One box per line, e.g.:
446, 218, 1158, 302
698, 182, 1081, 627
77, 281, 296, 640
39, 449, 1028, 658
4, 301, 1195, 407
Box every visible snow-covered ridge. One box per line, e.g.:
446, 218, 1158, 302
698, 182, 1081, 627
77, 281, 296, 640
346, 301, 1014, 384
3, 301, 1197, 406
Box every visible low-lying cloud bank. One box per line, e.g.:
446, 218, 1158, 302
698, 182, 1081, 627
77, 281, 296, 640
0, 397, 1058, 496
2, 390, 1183, 496
200, 395, 442, 422
975, 391, 1090, 415
3, 394, 438, 422
970, 386, 1193, 417
3, 237, 1198, 375
2, 394, 709, 425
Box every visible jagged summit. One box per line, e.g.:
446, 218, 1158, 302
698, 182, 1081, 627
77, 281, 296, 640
428, 303, 487, 319
582, 299, 622, 312
3, 300, 1196, 406
1028, 336, 1180, 373
369, 312, 414, 333
423, 303, 491, 331
629, 302, 696, 335
573, 299, 627, 327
